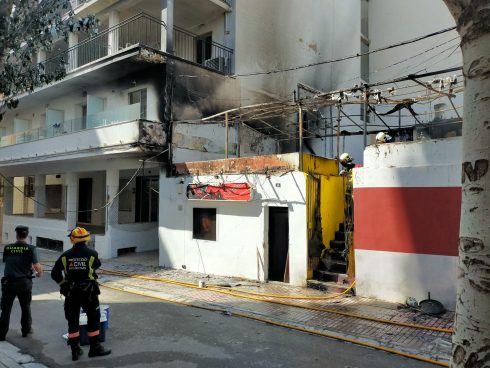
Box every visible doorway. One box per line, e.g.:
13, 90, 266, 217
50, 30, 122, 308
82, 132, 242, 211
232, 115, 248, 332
78, 178, 92, 223
268, 207, 289, 282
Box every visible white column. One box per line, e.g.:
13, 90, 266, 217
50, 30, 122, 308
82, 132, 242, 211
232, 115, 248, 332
161, 0, 174, 53
3, 177, 14, 215
108, 11, 120, 55
104, 169, 119, 259
65, 172, 78, 234
34, 174, 46, 218
106, 169, 119, 227
67, 33, 79, 71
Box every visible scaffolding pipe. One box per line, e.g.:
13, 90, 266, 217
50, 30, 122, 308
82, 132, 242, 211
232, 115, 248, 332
299, 106, 303, 170
225, 112, 229, 159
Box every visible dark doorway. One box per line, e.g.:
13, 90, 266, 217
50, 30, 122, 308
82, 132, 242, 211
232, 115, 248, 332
268, 207, 289, 282
196, 33, 212, 65
135, 176, 159, 222
78, 178, 92, 223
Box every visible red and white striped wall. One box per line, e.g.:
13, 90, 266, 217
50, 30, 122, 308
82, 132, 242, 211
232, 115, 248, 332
353, 138, 462, 309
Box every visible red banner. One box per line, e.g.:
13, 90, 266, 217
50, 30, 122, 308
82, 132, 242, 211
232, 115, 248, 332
187, 183, 252, 201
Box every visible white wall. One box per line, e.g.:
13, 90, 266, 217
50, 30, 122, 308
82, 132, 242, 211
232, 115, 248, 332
159, 170, 308, 286
368, 0, 463, 123
354, 138, 462, 309
234, 0, 360, 102
172, 122, 277, 163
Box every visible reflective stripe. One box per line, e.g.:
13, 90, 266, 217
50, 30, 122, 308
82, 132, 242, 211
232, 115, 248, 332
88, 256, 95, 280
68, 331, 80, 338
87, 330, 99, 337
61, 256, 67, 273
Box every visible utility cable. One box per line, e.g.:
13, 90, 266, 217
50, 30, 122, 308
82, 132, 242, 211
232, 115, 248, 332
0, 148, 167, 213
235, 26, 456, 77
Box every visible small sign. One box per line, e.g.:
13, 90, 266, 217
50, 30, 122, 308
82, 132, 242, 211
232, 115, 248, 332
186, 183, 252, 201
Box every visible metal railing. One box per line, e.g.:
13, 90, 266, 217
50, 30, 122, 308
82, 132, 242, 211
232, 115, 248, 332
0, 104, 141, 148
70, 0, 87, 11
41, 13, 233, 75
173, 26, 233, 74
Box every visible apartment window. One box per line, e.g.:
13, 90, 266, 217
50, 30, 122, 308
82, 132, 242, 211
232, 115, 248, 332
193, 208, 216, 241
128, 89, 147, 119
118, 178, 132, 212
24, 176, 35, 197
196, 33, 212, 65
135, 176, 158, 222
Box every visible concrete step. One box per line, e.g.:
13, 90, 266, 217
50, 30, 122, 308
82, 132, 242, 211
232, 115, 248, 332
329, 240, 346, 250
307, 279, 354, 295
313, 270, 352, 284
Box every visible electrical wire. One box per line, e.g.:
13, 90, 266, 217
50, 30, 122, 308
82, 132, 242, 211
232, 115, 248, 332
235, 26, 456, 77
0, 148, 168, 214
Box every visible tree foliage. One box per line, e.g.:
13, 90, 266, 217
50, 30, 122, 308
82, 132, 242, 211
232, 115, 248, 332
0, 0, 98, 120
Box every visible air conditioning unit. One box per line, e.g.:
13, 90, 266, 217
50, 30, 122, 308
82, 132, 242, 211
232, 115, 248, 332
204, 57, 227, 71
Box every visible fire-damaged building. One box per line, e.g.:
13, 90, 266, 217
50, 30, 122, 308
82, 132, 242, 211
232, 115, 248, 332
0, 0, 465, 310
159, 153, 345, 286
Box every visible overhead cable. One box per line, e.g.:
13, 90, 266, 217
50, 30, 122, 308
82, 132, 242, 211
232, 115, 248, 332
234, 26, 457, 77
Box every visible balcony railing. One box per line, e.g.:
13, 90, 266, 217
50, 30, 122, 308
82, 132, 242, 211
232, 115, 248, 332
0, 104, 141, 148
41, 13, 233, 75
70, 0, 87, 11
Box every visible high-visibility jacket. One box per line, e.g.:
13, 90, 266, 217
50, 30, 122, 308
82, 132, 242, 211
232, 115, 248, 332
51, 242, 101, 287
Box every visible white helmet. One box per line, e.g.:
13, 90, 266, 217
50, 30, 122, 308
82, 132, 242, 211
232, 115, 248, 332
376, 132, 392, 143
339, 153, 352, 165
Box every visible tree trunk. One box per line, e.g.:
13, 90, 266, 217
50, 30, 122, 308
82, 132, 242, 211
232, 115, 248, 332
443, 1, 490, 367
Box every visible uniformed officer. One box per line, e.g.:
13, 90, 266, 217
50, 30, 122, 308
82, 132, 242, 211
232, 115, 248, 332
51, 227, 111, 361
0, 225, 43, 341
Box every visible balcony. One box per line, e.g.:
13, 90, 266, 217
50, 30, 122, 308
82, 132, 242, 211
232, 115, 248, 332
42, 13, 233, 75
0, 104, 141, 148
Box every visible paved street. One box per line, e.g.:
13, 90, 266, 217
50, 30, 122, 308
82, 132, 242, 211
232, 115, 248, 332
0, 248, 441, 368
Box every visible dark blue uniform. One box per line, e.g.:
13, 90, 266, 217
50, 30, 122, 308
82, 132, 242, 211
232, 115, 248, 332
0, 241, 39, 340
51, 242, 102, 349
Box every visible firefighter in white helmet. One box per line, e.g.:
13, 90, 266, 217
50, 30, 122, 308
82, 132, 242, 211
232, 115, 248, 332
376, 132, 392, 144
339, 153, 355, 173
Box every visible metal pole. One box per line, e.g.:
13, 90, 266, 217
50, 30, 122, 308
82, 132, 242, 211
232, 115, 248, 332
237, 117, 241, 158
299, 106, 303, 170
336, 105, 341, 172
225, 112, 229, 159
363, 87, 368, 147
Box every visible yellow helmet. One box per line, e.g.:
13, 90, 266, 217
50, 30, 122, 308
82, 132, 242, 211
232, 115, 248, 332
68, 227, 91, 244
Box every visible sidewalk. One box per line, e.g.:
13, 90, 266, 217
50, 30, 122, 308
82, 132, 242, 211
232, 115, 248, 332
0, 341, 48, 368
2, 248, 453, 367
99, 251, 454, 366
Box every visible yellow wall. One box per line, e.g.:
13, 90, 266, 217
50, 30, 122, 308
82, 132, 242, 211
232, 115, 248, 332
303, 153, 346, 272
320, 175, 345, 249
302, 153, 338, 176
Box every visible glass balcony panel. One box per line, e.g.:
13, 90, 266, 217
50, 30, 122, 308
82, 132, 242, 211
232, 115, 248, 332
0, 104, 142, 148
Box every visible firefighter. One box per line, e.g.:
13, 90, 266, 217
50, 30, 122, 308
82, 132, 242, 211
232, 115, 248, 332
0, 225, 43, 340
51, 227, 111, 361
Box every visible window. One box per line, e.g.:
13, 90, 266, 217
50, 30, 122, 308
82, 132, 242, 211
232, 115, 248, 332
128, 89, 147, 119
135, 176, 158, 222
193, 208, 216, 241
196, 33, 212, 65
24, 176, 35, 197
118, 178, 132, 212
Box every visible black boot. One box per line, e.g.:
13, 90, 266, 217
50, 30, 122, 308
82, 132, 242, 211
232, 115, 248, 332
88, 336, 111, 358
71, 344, 83, 361
69, 338, 83, 361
